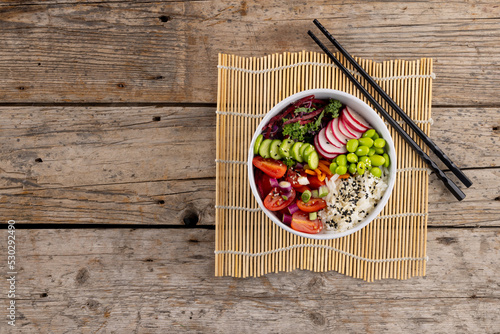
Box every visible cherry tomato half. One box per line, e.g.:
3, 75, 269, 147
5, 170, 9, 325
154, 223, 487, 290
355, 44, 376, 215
307, 175, 326, 189
285, 169, 310, 193
291, 210, 323, 234
294, 185, 311, 194
296, 198, 327, 213
285, 168, 304, 187
254, 169, 274, 200
253, 156, 287, 179
263, 187, 296, 211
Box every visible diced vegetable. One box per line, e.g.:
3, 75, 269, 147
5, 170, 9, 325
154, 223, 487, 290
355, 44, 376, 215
301, 190, 312, 203
287, 202, 299, 215
318, 185, 329, 198
269, 177, 279, 188
278, 181, 292, 194
309, 212, 317, 221
297, 176, 309, 185
282, 213, 292, 225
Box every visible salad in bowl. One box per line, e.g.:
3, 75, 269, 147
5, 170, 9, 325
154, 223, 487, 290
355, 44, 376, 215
248, 89, 397, 240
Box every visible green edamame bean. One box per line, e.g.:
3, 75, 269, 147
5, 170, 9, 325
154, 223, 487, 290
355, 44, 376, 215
329, 162, 338, 174
372, 132, 380, 140
374, 147, 385, 154
346, 139, 359, 153
347, 153, 358, 163
336, 154, 347, 166
370, 154, 386, 167
383, 153, 390, 168
368, 148, 376, 156
359, 156, 372, 169
370, 167, 382, 178
358, 137, 374, 148
348, 163, 357, 175
374, 138, 386, 148
362, 129, 376, 138
335, 165, 347, 175
357, 161, 366, 175
355, 146, 370, 156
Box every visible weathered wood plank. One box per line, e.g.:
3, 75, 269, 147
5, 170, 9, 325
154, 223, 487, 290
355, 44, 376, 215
1, 228, 498, 333
0, 1, 499, 105
0, 106, 498, 226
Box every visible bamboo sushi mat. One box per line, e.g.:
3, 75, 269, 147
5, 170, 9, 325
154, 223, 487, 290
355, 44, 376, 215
215, 51, 433, 281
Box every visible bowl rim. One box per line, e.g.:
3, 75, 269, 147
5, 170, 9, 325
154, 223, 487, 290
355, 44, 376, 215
248, 88, 397, 240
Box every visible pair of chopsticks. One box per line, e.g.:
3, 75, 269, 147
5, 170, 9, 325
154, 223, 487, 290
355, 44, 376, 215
308, 19, 472, 201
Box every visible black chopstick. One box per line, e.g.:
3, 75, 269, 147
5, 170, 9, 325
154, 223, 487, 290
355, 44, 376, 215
308, 30, 466, 201
313, 19, 472, 189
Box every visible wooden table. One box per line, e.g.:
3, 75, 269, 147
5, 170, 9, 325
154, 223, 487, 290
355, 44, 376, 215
1, 1, 499, 332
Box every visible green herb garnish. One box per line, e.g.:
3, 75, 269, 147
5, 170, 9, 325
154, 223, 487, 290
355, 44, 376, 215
325, 99, 342, 118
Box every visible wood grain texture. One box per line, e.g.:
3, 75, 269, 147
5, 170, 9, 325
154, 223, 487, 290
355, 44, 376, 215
0, 1, 499, 104
1, 228, 498, 333
1, 106, 498, 226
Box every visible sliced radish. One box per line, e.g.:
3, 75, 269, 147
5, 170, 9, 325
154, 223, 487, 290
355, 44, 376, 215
338, 117, 358, 139
324, 121, 344, 148
342, 108, 368, 133
317, 128, 340, 154
341, 114, 363, 139
330, 117, 349, 145
344, 106, 370, 130
314, 135, 338, 159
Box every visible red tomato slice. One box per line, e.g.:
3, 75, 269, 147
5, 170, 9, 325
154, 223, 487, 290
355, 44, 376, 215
286, 169, 310, 194
254, 169, 274, 200
285, 168, 302, 187
297, 198, 327, 213
253, 156, 287, 179
294, 185, 311, 194
291, 210, 323, 234
263, 187, 296, 211
307, 175, 326, 189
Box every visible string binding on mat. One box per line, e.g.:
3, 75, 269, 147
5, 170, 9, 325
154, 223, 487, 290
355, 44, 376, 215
384, 119, 434, 127
215, 205, 261, 213
216, 110, 265, 118
214, 244, 429, 263
215, 159, 248, 165
217, 63, 436, 81
215, 205, 428, 221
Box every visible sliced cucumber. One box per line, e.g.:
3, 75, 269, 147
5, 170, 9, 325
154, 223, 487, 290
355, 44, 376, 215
269, 139, 282, 160
254, 134, 264, 155
300, 143, 313, 160
291, 142, 304, 162
278, 139, 294, 159
302, 145, 315, 162
307, 150, 319, 170
258, 139, 272, 158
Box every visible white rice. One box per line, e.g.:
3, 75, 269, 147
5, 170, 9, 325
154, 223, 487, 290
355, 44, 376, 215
318, 168, 389, 234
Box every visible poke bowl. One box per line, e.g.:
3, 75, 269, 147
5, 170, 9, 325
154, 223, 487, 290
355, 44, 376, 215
248, 89, 397, 240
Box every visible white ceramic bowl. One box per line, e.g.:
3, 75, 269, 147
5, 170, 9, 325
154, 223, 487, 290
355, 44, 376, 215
248, 89, 397, 240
